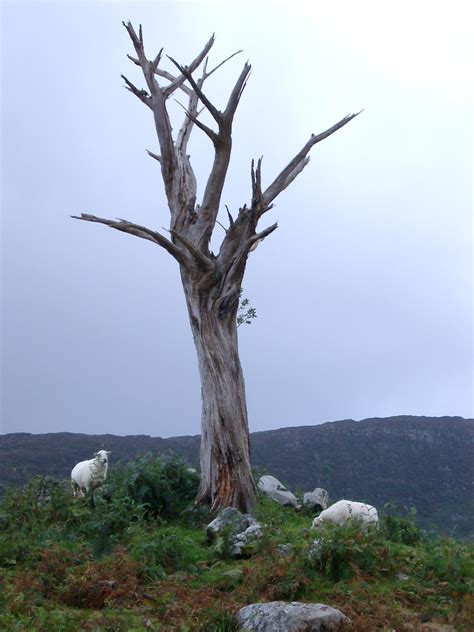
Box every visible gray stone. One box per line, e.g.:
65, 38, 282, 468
307, 539, 322, 562
276, 543, 292, 555
36, 476, 65, 506
206, 507, 263, 557
206, 507, 252, 541
237, 601, 351, 631
232, 523, 263, 556
303, 488, 329, 512
257, 475, 300, 508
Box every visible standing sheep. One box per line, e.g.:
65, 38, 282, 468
312, 499, 378, 531
71, 450, 111, 497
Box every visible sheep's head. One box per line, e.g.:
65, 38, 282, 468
311, 517, 323, 529
94, 450, 111, 465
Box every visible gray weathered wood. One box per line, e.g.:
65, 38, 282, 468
73, 23, 360, 512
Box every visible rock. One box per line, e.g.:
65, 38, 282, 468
206, 507, 263, 557
276, 543, 292, 555
396, 572, 409, 581
211, 567, 245, 590
303, 488, 329, 512
307, 539, 322, 562
36, 476, 65, 505
257, 475, 300, 508
206, 507, 251, 541
237, 601, 351, 631
232, 523, 263, 556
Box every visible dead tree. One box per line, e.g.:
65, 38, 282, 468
73, 23, 360, 513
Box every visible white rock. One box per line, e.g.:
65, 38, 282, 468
258, 475, 299, 508
237, 601, 351, 631
303, 488, 329, 512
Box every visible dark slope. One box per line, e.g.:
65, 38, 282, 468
1, 416, 472, 537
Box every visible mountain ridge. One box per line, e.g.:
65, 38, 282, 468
1, 415, 472, 537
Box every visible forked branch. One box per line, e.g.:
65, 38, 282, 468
168, 229, 215, 272
122, 21, 177, 200
163, 34, 215, 98
168, 56, 222, 126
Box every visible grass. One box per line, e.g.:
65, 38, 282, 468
0, 456, 472, 631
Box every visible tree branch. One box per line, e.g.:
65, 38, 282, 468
223, 62, 251, 121
121, 75, 152, 107
205, 50, 243, 79
71, 213, 188, 266
225, 205, 234, 228
155, 68, 193, 96
175, 99, 219, 145
123, 22, 179, 204
247, 222, 278, 252
146, 149, 161, 163
168, 229, 215, 272
168, 56, 222, 126
261, 111, 362, 211
163, 34, 215, 98
123, 21, 147, 64
251, 157, 263, 208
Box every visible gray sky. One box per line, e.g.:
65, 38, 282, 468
1, 0, 472, 437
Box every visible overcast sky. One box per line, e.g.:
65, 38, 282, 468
1, 0, 472, 438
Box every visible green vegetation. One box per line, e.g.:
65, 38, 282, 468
236, 288, 257, 327
0, 455, 472, 631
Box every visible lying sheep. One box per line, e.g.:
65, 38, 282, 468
312, 499, 378, 531
71, 450, 111, 497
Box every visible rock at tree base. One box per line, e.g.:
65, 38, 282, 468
237, 601, 351, 631
303, 487, 329, 512
206, 507, 262, 556
257, 475, 300, 507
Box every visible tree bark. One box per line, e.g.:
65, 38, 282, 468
182, 271, 256, 512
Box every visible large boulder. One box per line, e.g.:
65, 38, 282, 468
206, 507, 263, 556
257, 475, 300, 508
237, 601, 351, 631
303, 488, 329, 512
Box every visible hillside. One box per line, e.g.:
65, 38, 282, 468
1, 459, 472, 630
1, 415, 472, 537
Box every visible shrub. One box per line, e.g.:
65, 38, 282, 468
58, 547, 143, 609
102, 453, 200, 520
419, 539, 473, 592
127, 523, 204, 579
0, 477, 78, 566
380, 504, 421, 545
308, 523, 397, 582
196, 607, 239, 632
0, 455, 200, 568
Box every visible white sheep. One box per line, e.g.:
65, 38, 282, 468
71, 450, 111, 497
312, 499, 378, 531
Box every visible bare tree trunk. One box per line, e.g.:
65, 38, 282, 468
183, 275, 256, 512
72, 23, 360, 514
